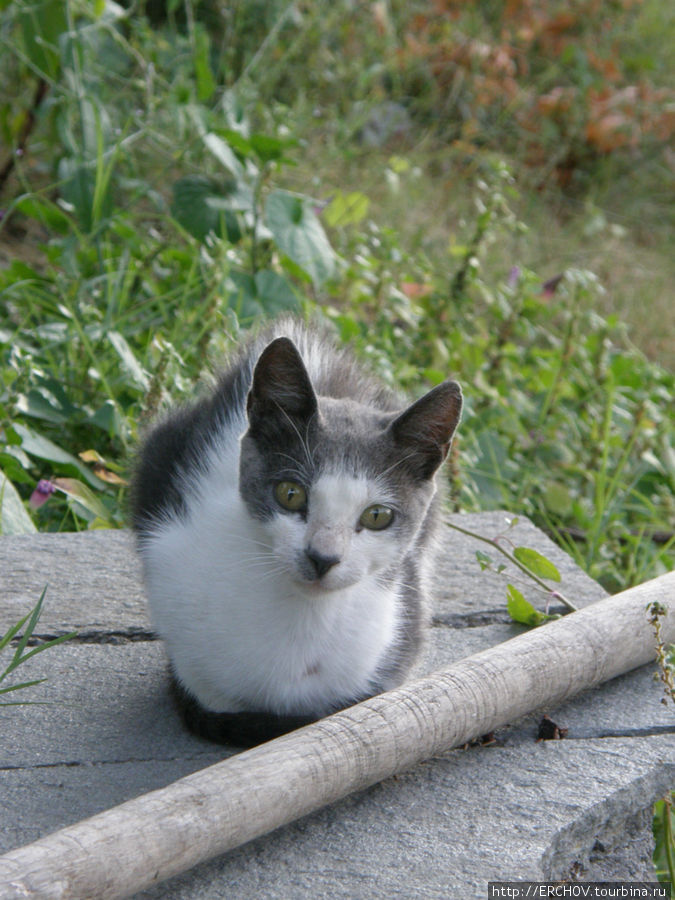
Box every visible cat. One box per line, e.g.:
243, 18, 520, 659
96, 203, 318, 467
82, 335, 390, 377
130, 319, 462, 747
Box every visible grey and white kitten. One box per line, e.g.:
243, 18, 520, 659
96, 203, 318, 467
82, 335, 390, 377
131, 320, 462, 746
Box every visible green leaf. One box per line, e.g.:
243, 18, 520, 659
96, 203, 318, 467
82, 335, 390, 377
52, 477, 112, 523
0, 678, 47, 697
18, 0, 67, 79
203, 133, 244, 178
513, 547, 561, 583
0, 471, 36, 535
13, 423, 104, 490
543, 482, 573, 517
16, 387, 70, 424
15, 195, 72, 235
0, 450, 34, 484
108, 331, 150, 391
249, 133, 298, 164
475, 550, 493, 571
254, 270, 301, 315
265, 190, 337, 287
324, 191, 370, 227
228, 269, 300, 319
652, 793, 675, 884
193, 25, 216, 102
506, 584, 548, 627
87, 400, 124, 437
171, 176, 243, 243
57, 158, 99, 233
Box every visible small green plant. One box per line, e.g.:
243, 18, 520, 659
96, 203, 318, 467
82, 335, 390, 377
446, 515, 577, 627
0, 587, 76, 705
647, 601, 675, 707
653, 791, 675, 895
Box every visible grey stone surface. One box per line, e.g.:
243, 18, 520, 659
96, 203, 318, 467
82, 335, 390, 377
0, 529, 146, 635
134, 738, 674, 899
437, 511, 608, 619
0, 516, 672, 899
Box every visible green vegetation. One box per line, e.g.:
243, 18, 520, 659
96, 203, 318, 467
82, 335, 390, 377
0, 587, 76, 705
0, 0, 673, 596
653, 790, 675, 894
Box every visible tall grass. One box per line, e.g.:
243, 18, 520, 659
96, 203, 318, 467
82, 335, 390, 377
0, 0, 672, 592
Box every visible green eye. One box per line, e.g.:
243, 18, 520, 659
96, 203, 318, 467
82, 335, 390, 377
274, 481, 307, 512
359, 504, 394, 531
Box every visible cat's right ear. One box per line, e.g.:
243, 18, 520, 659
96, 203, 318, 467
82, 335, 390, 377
389, 379, 463, 480
247, 337, 318, 430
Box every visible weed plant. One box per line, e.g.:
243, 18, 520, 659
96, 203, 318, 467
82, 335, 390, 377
0, 1, 672, 596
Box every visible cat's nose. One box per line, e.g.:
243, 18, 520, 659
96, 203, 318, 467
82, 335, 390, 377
304, 547, 340, 579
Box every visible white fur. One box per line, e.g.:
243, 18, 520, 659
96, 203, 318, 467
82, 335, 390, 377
140, 429, 404, 716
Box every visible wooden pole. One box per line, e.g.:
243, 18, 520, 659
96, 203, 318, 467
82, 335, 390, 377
1, 571, 673, 899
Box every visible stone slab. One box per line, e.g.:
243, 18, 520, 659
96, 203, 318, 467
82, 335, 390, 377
0, 529, 146, 635
0, 512, 607, 637
0, 515, 672, 900
133, 737, 673, 900
435, 511, 608, 619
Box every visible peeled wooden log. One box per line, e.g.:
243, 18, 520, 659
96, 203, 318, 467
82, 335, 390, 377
0, 571, 673, 899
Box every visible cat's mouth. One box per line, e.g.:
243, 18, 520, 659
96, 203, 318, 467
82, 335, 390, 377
292, 567, 359, 594
294, 574, 344, 594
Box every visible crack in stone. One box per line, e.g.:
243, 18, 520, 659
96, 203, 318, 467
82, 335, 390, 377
566, 726, 675, 740
0, 752, 226, 773
18, 628, 158, 646
432, 610, 513, 628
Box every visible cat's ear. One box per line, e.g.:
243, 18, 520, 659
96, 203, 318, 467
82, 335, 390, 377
247, 337, 318, 429
389, 380, 462, 480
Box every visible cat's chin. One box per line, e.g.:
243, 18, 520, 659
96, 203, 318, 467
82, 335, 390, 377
292, 573, 358, 595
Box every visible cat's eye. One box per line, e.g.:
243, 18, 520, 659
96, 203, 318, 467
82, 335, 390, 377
274, 481, 307, 512
359, 504, 394, 531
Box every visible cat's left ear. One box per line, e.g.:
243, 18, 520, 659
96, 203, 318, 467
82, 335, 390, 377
389, 380, 463, 480
247, 337, 318, 432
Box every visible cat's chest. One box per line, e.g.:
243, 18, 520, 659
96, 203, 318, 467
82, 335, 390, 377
239, 579, 400, 713
143, 502, 402, 714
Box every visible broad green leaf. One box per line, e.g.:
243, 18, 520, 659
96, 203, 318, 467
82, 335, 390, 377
0, 450, 33, 485
171, 176, 243, 243
513, 547, 562, 583
506, 585, 548, 627
87, 400, 125, 437
324, 191, 370, 227
652, 793, 675, 884
15, 196, 72, 235
57, 158, 96, 233
52, 477, 111, 523
13, 423, 104, 490
265, 190, 337, 287
16, 387, 71, 424
203, 133, 244, 177
18, 0, 67, 79
254, 270, 301, 315
249, 133, 298, 164
0, 471, 36, 535
543, 482, 573, 517
228, 269, 300, 319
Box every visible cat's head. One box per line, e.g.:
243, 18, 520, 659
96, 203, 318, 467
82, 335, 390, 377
239, 337, 462, 592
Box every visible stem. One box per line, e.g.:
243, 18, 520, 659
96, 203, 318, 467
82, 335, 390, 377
445, 518, 578, 612
0, 78, 49, 195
